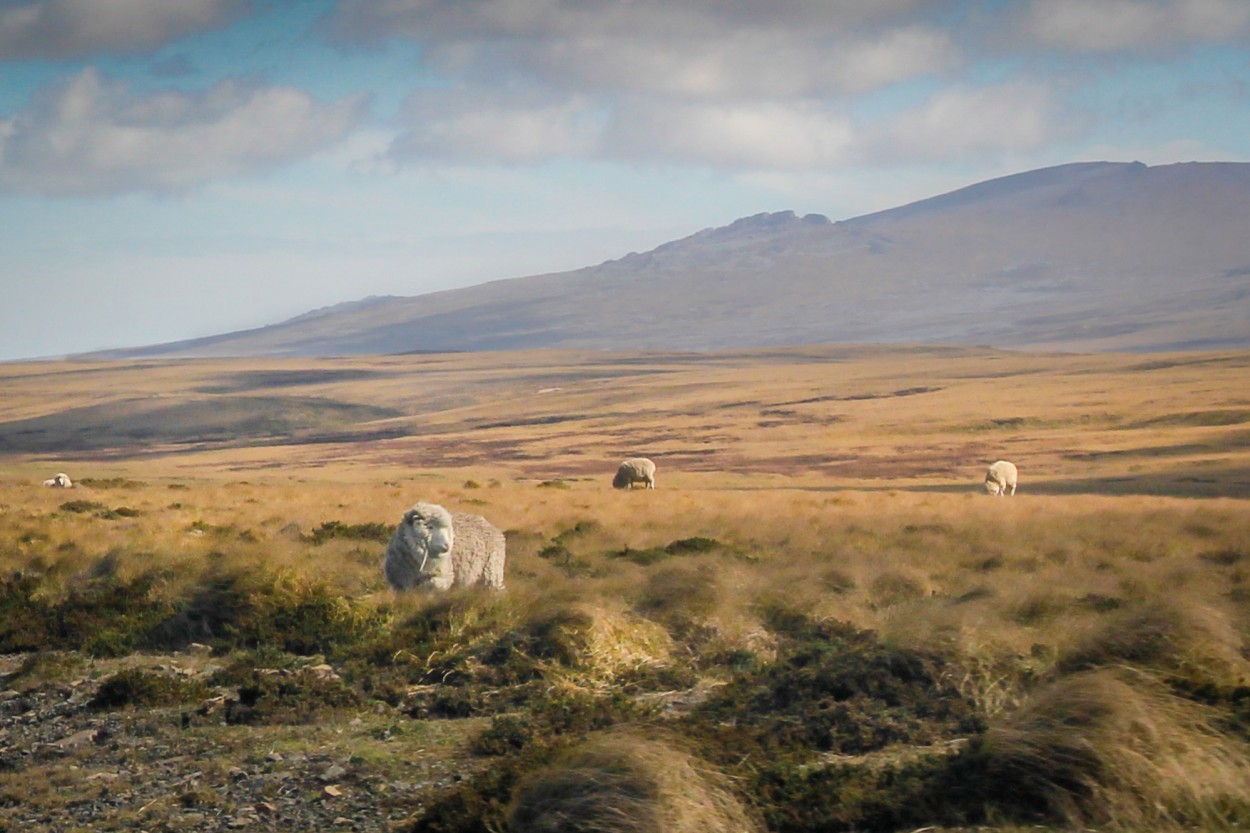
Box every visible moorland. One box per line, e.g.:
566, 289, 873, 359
1, 344, 1249, 832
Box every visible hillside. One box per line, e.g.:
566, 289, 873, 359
91, 161, 1250, 357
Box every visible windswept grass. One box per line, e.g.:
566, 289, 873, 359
965, 669, 1250, 829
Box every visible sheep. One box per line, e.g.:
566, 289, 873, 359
383, 501, 505, 591
42, 473, 72, 488
984, 460, 1018, 496
613, 457, 657, 489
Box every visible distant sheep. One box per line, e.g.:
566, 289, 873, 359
383, 501, 505, 591
42, 473, 72, 488
984, 460, 1018, 496
613, 458, 657, 489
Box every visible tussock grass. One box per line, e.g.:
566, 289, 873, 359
968, 668, 1250, 829
508, 731, 762, 833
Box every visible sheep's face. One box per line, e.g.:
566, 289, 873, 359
403, 505, 454, 564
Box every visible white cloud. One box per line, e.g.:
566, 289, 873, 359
390, 89, 601, 163
1025, 0, 1250, 52
329, 1, 937, 43
0, 0, 250, 59
862, 82, 1079, 164
0, 68, 369, 196
485, 25, 959, 99
331, 0, 959, 99
606, 100, 856, 170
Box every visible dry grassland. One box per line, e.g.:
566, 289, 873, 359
1, 345, 1249, 832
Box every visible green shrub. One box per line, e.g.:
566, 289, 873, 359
309, 520, 392, 544
90, 668, 211, 710
687, 614, 982, 761
220, 667, 359, 725
59, 500, 109, 514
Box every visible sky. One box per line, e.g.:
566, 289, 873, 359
1, 0, 1249, 361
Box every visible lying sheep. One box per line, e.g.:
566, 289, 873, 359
984, 460, 1018, 496
42, 473, 72, 488
613, 457, 657, 489
383, 501, 505, 591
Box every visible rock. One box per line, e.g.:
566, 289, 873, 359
323, 785, 343, 797
187, 643, 213, 656
320, 764, 347, 781
54, 728, 99, 750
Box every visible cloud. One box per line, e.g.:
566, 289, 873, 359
329, 1, 938, 43
330, 0, 960, 98
390, 88, 601, 163
475, 25, 959, 99
605, 100, 856, 169
0, 0, 250, 60
386, 88, 857, 171
1023, 0, 1250, 52
0, 68, 369, 196
862, 82, 1080, 164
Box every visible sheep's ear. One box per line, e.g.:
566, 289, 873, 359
402, 509, 418, 524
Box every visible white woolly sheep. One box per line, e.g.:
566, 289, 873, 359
42, 473, 72, 488
383, 501, 506, 591
613, 458, 657, 489
984, 460, 1018, 496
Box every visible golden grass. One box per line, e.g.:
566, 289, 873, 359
979, 668, 1250, 829
1, 346, 1248, 497
4, 478, 1246, 692
507, 730, 762, 833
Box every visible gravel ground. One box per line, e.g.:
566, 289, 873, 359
0, 652, 486, 833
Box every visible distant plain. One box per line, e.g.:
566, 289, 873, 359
2, 344, 1248, 497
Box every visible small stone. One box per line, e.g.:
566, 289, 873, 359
323, 785, 343, 798
54, 728, 99, 750
266, 751, 284, 763
321, 764, 347, 781
188, 643, 213, 655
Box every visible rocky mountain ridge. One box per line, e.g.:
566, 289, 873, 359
91, 161, 1250, 357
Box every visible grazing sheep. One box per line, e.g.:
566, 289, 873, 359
383, 501, 505, 591
613, 457, 657, 489
42, 473, 72, 488
984, 460, 1018, 496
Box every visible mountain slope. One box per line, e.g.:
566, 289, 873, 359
96, 161, 1250, 357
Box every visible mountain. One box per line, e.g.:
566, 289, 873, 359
94, 161, 1250, 357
